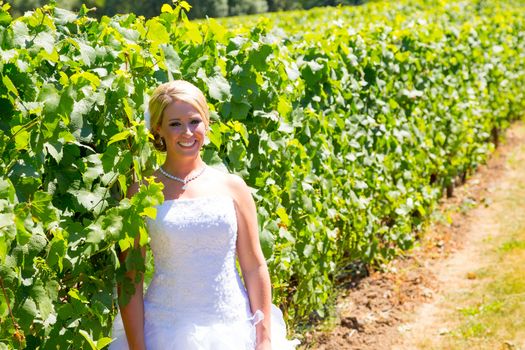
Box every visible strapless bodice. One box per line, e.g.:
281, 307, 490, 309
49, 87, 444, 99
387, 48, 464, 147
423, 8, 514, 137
144, 196, 250, 324
109, 196, 299, 350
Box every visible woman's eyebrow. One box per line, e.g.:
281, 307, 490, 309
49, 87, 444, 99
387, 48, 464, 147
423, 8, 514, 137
167, 115, 202, 121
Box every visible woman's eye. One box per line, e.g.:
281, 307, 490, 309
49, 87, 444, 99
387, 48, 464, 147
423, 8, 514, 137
191, 120, 201, 125
170, 122, 181, 127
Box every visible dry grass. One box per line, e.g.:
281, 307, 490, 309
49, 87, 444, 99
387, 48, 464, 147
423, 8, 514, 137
416, 135, 525, 350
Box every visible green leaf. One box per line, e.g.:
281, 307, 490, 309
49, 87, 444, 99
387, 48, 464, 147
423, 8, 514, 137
68, 288, 89, 304
44, 141, 64, 163
303, 243, 314, 257
12, 21, 30, 47
71, 71, 100, 89
224, 101, 250, 120
183, 21, 202, 44
96, 337, 113, 349
179, 1, 192, 11
0, 10, 12, 26
53, 8, 77, 24
82, 155, 103, 186
276, 207, 290, 226
47, 235, 66, 272
0, 236, 7, 264
140, 207, 156, 219
0, 213, 14, 228
86, 208, 125, 243
108, 130, 132, 145
78, 41, 97, 66
227, 142, 246, 169
130, 179, 164, 209
86, 221, 104, 244
277, 97, 292, 117
100, 210, 124, 240
68, 187, 108, 213
31, 191, 59, 228
0, 286, 13, 319
122, 98, 133, 123
34, 31, 55, 54
19, 297, 38, 320
79, 330, 98, 350
259, 228, 274, 259
0, 178, 15, 202
230, 121, 249, 145
2, 75, 18, 97
12, 125, 29, 151
207, 124, 222, 149
161, 4, 173, 13
39, 83, 61, 114
278, 122, 294, 134
160, 44, 181, 75
249, 44, 272, 70
146, 19, 169, 46
31, 281, 54, 321
206, 74, 231, 102
285, 63, 300, 81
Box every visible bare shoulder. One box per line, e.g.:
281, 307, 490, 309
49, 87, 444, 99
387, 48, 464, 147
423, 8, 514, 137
203, 166, 246, 190
226, 173, 249, 190
219, 171, 247, 193
223, 172, 255, 208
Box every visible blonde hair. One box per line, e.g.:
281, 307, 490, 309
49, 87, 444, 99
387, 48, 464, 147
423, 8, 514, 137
148, 80, 210, 151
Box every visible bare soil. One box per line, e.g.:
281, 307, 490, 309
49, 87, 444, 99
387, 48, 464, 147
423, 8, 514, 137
299, 121, 525, 350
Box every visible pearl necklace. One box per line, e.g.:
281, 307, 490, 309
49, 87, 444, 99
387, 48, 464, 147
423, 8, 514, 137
159, 165, 207, 190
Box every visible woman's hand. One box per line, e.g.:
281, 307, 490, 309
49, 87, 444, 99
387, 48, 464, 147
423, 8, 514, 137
255, 339, 272, 350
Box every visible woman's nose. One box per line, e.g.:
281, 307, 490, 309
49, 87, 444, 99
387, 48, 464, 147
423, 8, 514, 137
182, 124, 193, 136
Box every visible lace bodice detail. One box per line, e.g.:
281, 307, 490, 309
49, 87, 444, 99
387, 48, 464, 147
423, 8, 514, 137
144, 196, 250, 325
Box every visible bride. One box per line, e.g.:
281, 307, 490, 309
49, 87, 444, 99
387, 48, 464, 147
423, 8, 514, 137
109, 80, 299, 350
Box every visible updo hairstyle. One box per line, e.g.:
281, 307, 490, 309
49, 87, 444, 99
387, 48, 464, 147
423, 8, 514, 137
148, 80, 210, 152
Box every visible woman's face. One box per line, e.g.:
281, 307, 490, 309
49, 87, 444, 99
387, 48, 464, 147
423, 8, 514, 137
157, 100, 207, 158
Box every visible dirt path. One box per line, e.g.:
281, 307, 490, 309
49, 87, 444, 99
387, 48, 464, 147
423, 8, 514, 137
394, 121, 525, 349
301, 121, 525, 350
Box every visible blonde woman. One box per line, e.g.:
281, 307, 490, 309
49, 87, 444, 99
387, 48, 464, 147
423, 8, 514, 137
109, 80, 299, 350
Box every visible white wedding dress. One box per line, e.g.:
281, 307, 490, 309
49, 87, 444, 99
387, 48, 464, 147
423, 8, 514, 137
109, 196, 299, 349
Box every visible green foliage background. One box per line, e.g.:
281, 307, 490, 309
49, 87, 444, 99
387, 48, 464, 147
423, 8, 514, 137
0, 0, 524, 348
8, 0, 366, 20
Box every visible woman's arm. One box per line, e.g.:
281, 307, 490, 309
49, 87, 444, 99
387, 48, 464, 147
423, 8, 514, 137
230, 175, 272, 350
117, 182, 146, 350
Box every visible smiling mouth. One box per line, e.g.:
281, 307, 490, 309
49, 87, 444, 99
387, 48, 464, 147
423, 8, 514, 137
178, 140, 197, 148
